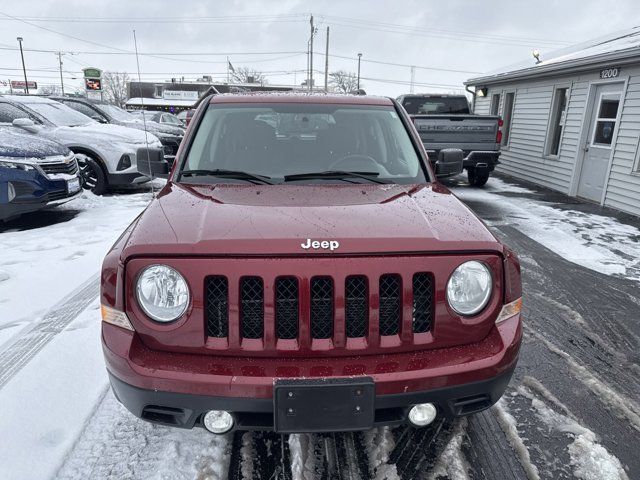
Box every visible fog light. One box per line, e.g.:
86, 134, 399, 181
408, 403, 437, 427
203, 410, 234, 434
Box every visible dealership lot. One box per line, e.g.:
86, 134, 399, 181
0, 175, 637, 479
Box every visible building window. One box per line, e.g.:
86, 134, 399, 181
490, 93, 500, 115
501, 92, 515, 146
154, 85, 164, 98
592, 95, 620, 147
545, 87, 568, 156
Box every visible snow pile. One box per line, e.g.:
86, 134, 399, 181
427, 418, 470, 480
518, 386, 629, 480
493, 400, 541, 480
452, 177, 640, 282
288, 434, 316, 480
0, 189, 153, 347
364, 427, 400, 480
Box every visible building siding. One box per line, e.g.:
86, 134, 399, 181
471, 67, 640, 217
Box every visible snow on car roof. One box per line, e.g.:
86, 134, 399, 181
1, 94, 58, 104
467, 26, 640, 85
210, 91, 393, 105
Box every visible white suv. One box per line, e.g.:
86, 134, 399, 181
0, 96, 163, 194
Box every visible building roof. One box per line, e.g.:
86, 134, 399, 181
125, 97, 197, 107
466, 26, 640, 86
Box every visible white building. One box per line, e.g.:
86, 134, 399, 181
466, 28, 640, 216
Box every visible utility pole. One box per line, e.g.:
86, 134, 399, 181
357, 53, 362, 90
324, 26, 330, 92
410, 66, 415, 94
17, 37, 29, 94
57, 52, 65, 95
309, 14, 314, 92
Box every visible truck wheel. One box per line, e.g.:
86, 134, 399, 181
77, 154, 107, 195
467, 168, 490, 187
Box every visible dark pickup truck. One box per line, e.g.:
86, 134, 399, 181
398, 94, 502, 186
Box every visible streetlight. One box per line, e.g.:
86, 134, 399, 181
17, 37, 29, 94
357, 53, 362, 90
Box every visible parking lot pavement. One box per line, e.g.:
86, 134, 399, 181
0, 174, 638, 480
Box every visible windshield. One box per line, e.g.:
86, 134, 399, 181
27, 102, 95, 127
100, 104, 134, 121
180, 103, 427, 184
401, 96, 470, 115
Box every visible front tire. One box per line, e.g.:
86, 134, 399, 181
77, 154, 107, 195
467, 167, 490, 187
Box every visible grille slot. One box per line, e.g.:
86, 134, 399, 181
240, 277, 264, 339
412, 273, 433, 333
40, 159, 78, 176
311, 277, 333, 339
345, 276, 368, 338
275, 277, 299, 339
205, 276, 228, 337
379, 274, 401, 336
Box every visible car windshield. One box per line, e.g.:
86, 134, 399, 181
26, 102, 95, 126
100, 104, 134, 121
180, 103, 427, 184
401, 96, 470, 115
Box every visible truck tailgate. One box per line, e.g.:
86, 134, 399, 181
411, 114, 500, 152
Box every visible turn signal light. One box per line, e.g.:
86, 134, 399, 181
496, 297, 522, 324
101, 304, 135, 331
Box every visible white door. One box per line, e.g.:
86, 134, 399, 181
577, 83, 622, 202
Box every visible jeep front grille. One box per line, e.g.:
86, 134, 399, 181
205, 271, 434, 349
205, 276, 228, 337
275, 277, 299, 339
240, 277, 264, 339
310, 277, 334, 339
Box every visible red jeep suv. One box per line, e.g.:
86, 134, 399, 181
101, 93, 522, 434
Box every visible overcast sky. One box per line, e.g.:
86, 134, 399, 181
0, 0, 638, 97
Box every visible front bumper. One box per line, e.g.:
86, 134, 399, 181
103, 313, 521, 431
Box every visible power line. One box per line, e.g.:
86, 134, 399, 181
323, 53, 480, 74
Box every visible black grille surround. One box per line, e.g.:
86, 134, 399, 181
345, 276, 369, 338
379, 274, 401, 336
310, 277, 334, 339
240, 277, 264, 339
205, 276, 228, 337
204, 271, 435, 345
412, 273, 434, 333
275, 277, 299, 340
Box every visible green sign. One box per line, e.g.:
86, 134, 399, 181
83, 67, 102, 79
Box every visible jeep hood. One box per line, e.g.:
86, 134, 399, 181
122, 182, 502, 257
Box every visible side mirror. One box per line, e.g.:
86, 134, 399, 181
12, 118, 39, 133
137, 148, 169, 178
435, 148, 464, 177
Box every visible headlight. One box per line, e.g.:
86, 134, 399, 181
136, 265, 190, 322
446, 261, 492, 316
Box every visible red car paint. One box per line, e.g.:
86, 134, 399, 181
101, 93, 522, 431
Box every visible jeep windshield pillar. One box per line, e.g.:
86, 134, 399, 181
101, 93, 523, 434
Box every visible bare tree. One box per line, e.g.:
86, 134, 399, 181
230, 67, 266, 85
103, 71, 130, 107
38, 84, 63, 95
329, 70, 360, 93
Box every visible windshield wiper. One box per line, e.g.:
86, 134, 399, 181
180, 169, 273, 185
284, 170, 387, 184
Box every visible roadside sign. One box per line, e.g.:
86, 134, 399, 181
10, 80, 37, 90
85, 78, 102, 91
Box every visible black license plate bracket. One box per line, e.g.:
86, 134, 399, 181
273, 377, 375, 433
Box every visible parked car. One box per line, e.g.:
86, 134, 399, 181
0, 127, 81, 221
177, 108, 196, 126
397, 94, 502, 186
129, 110, 185, 128
0, 95, 163, 194
51, 98, 184, 165
101, 93, 522, 435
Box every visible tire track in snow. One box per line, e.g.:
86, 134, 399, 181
0, 273, 99, 390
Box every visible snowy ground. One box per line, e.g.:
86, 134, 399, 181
0, 174, 638, 479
